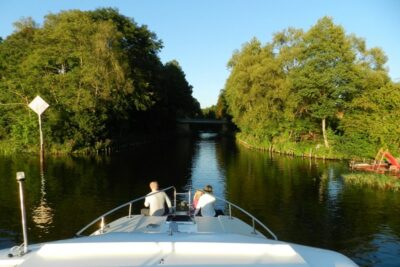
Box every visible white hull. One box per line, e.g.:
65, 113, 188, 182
0, 215, 356, 266
1, 187, 357, 266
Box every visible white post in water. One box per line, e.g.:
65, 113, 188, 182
16, 172, 28, 254
28, 96, 49, 164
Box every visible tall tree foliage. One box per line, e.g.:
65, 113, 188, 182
0, 8, 199, 152
291, 17, 358, 148
160, 60, 200, 119
224, 17, 398, 158
225, 39, 292, 143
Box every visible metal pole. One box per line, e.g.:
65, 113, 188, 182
188, 190, 191, 214
38, 114, 44, 163
16, 172, 28, 254
173, 188, 176, 214
100, 217, 105, 233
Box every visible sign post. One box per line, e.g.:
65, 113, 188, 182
16, 171, 28, 255
28, 96, 49, 164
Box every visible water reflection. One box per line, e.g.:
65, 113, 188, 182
31, 172, 54, 235
353, 224, 400, 266
186, 133, 226, 211
0, 137, 400, 266
369, 225, 400, 266
326, 168, 344, 202
318, 168, 344, 209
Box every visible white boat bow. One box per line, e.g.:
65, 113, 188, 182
0, 186, 357, 266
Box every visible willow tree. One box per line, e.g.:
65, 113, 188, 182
225, 39, 261, 134
225, 38, 291, 144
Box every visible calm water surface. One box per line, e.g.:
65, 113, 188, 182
1, 133, 399, 266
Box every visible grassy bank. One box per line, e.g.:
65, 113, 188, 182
342, 173, 400, 191
0, 131, 178, 155
236, 133, 348, 160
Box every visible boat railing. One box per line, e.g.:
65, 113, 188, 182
201, 191, 278, 240
75, 186, 277, 241
76, 186, 176, 237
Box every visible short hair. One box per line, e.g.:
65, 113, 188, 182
203, 185, 213, 193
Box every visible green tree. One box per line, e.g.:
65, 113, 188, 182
291, 17, 358, 148
161, 60, 200, 118
223, 16, 396, 158
225, 38, 292, 144
202, 105, 216, 119
0, 17, 38, 151
0, 9, 199, 152
339, 83, 400, 157
215, 89, 229, 119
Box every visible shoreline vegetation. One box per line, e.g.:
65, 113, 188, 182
0, 8, 201, 155
219, 17, 400, 163
237, 134, 400, 191
0, 130, 189, 155
1, 8, 399, 179
217, 15, 400, 191
342, 173, 400, 192
236, 134, 348, 160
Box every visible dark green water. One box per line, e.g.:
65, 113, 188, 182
1, 133, 399, 266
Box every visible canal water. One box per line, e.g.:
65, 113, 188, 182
0, 133, 399, 266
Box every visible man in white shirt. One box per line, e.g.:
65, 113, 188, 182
194, 185, 216, 217
144, 181, 172, 216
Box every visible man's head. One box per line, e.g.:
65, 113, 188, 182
149, 181, 159, 191
203, 185, 213, 193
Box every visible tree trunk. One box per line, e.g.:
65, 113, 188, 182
322, 117, 329, 148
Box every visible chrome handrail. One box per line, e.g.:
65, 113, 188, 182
76, 186, 278, 241
199, 190, 278, 240
75, 186, 176, 236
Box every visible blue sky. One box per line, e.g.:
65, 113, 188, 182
1, 0, 399, 108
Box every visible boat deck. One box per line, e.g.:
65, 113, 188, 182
0, 187, 358, 267
0, 222, 356, 267
97, 214, 264, 237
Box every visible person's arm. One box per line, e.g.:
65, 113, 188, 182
144, 196, 150, 207
164, 193, 172, 208
163, 193, 173, 213
194, 196, 204, 216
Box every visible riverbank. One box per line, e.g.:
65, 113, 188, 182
0, 130, 182, 155
237, 133, 400, 192
342, 173, 400, 191
236, 133, 348, 160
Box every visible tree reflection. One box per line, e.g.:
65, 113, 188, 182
1, 138, 400, 266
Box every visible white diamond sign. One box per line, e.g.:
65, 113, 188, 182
28, 96, 49, 115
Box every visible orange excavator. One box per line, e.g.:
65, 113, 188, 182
374, 148, 400, 172
350, 148, 400, 175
